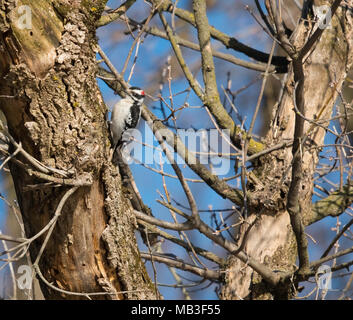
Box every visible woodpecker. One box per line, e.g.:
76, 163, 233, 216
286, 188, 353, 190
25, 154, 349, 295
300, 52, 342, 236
110, 87, 145, 153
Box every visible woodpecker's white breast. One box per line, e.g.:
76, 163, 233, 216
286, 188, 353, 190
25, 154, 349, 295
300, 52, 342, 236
111, 95, 135, 146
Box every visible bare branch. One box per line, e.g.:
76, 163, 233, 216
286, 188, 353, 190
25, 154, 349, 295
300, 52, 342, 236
134, 209, 194, 231
138, 220, 225, 265
310, 184, 353, 224
140, 252, 221, 280
127, 19, 280, 72
150, 0, 289, 70
97, 0, 137, 27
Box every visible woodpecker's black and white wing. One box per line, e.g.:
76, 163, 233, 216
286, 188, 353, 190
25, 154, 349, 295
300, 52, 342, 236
124, 102, 141, 130
110, 87, 145, 149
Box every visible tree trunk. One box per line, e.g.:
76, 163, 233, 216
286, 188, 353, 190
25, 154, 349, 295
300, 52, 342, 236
0, 0, 155, 299
221, 2, 353, 299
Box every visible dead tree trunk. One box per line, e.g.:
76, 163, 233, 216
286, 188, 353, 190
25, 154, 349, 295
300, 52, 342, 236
0, 0, 155, 299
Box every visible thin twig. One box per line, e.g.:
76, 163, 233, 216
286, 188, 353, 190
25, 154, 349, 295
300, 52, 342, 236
140, 252, 220, 280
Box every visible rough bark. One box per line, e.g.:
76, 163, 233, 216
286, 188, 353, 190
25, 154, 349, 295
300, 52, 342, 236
0, 0, 155, 299
221, 3, 353, 299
